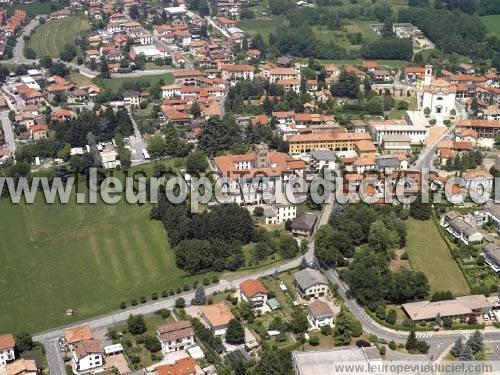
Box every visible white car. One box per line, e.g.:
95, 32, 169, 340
484, 314, 490, 321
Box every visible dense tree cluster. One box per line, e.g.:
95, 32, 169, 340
398, 7, 498, 58
361, 38, 413, 60
152, 198, 256, 273
451, 331, 484, 360
444, 151, 483, 172
198, 115, 242, 156
333, 307, 363, 346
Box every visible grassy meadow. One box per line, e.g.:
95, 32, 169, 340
0, 162, 217, 334
26, 16, 90, 58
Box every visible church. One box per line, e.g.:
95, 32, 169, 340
418, 65, 457, 117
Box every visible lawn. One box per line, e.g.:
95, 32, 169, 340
481, 15, 500, 38
0, 162, 218, 334
26, 16, 90, 58
404, 218, 470, 296
69, 72, 92, 86
346, 20, 380, 42
95, 73, 173, 95
387, 96, 417, 120
237, 16, 285, 42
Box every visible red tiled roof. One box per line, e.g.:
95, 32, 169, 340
240, 279, 267, 298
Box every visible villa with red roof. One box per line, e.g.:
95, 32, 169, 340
239, 279, 268, 307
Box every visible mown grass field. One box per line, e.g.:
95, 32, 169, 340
481, 15, 500, 38
95, 73, 173, 95
405, 218, 470, 296
0, 162, 217, 333
237, 16, 285, 42
26, 16, 90, 58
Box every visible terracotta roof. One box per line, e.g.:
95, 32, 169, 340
289, 131, 371, 143
269, 67, 298, 75
73, 339, 102, 360
362, 60, 378, 69
156, 321, 193, 343
405, 66, 425, 74
173, 69, 204, 77
157, 357, 196, 375
220, 64, 255, 72
7, 359, 37, 375
355, 140, 376, 152
0, 333, 15, 350
457, 119, 500, 128
64, 325, 93, 345
240, 279, 268, 298
202, 303, 234, 327
308, 300, 335, 319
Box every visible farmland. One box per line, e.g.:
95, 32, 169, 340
481, 15, 500, 38
26, 15, 90, 58
0, 162, 217, 333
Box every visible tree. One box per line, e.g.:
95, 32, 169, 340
127, 314, 146, 335
290, 308, 309, 333
330, 71, 360, 98
386, 309, 397, 324
368, 220, 399, 254
24, 47, 36, 59
405, 330, 418, 351
190, 101, 201, 119
194, 285, 206, 305
416, 340, 429, 354
15, 332, 33, 352
186, 151, 208, 176
333, 307, 360, 346
144, 335, 161, 352
299, 257, 308, 270
451, 338, 464, 357
175, 297, 185, 308
198, 115, 242, 156
410, 193, 432, 220
466, 330, 483, 355
129, 5, 140, 19
147, 134, 168, 159
226, 319, 245, 344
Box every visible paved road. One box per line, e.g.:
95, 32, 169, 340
4, 18, 40, 65
0, 110, 16, 152
205, 17, 230, 38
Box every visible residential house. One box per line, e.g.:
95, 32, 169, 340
456, 119, 500, 139
123, 90, 140, 107
156, 357, 196, 375
6, 359, 37, 375
482, 243, 500, 273
381, 134, 411, 155
307, 301, 338, 329
156, 321, 195, 354
291, 213, 318, 237
441, 211, 484, 245
309, 150, 336, 172
462, 170, 494, 197
293, 268, 328, 299
369, 121, 427, 144
402, 295, 493, 322
201, 303, 235, 336
31, 124, 48, 141
355, 140, 377, 158
0, 334, 15, 367
263, 203, 297, 225
219, 64, 255, 82
239, 279, 268, 308
64, 326, 104, 373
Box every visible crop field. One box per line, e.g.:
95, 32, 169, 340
26, 16, 89, 58
0, 162, 216, 333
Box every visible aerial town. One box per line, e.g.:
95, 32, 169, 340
0, 0, 500, 374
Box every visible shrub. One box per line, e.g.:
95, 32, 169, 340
385, 309, 397, 325
389, 340, 396, 350
320, 325, 332, 336
308, 335, 320, 346
177, 287, 182, 294
162, 290, 168, 298
120, 302, 127, 309
379, 346, 386, 355
169, 289, 175, 296
131, 299, 138, 306
151, 292, 158, 300
158, 309, 170, 319
356, 339, 371, 347
140, 296, 146, 303
443, 317, 453, 328
212, 276, 219, 283
175, 297, 185, 308
203, 278, 210, 285
183, 284, 190, 291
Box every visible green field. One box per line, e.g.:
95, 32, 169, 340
0, 163, 217, 333
481, 15, 500, 37
95, 73, 173, 95
26, 16, 90, 58
405, 218, 470, 296
237, 16, 285, 42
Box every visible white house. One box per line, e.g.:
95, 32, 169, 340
293, 268, 328, 299
156, 321, 195, 354
307, 301, 338, 329
263, 203, 297, 225
0, 333, 15, 367
239, 279, 268, 308
72, 340, 104, 373
482, 243, 500, 273
161, 84, 182, 99
441, 211, 484, 245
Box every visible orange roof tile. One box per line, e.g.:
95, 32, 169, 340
240, 279, 268, 298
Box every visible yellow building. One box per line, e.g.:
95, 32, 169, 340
288, 131, 372, 156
